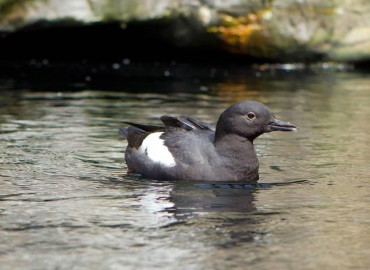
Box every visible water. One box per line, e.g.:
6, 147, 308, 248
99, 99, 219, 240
0, 66, 369, 269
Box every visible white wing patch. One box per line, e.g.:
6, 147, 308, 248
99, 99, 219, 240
139, 132, 176, 167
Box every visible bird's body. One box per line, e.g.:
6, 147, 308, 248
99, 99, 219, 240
119, 101, 297, 181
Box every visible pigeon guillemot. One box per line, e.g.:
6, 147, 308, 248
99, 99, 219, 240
119, 101, 298, 181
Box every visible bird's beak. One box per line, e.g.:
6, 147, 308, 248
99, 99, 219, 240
268, 117, 298, 132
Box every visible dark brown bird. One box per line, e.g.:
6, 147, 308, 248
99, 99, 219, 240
119, 101, 298, 181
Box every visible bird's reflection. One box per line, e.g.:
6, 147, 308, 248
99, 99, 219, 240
162, 181, 263, 248
121, 177, 307, 249
121, 177, 306, 222
164, 181, 258, 220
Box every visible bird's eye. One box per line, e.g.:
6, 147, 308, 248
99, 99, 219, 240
246, 112, 256, 120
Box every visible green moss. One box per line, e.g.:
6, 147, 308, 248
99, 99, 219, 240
0, 0, 49, 30
0, 0, 22, 15
88, 1, 140, 22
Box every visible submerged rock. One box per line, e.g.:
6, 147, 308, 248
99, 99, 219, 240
0, 0, 370, 62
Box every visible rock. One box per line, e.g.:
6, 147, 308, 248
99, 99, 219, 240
0, 0, 370, 62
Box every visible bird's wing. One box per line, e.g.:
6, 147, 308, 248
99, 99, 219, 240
121, 121, 164, 133
119, 116, 215, 151
160, 115, 215, 131
119, 121, 165, 149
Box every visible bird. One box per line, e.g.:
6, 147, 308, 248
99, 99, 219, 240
119, 100, 298, 182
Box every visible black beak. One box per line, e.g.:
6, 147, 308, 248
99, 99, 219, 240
268, 117, 298, 132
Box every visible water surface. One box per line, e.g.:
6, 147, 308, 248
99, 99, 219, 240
0, 67, 369, 269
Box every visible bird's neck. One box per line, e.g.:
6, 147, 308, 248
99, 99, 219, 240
214, 133, 259, 180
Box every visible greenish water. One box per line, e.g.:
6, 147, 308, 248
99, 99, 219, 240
0, 67, 369, 269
